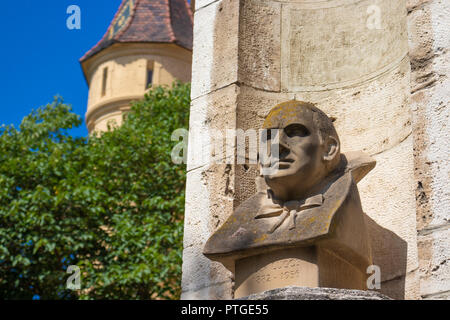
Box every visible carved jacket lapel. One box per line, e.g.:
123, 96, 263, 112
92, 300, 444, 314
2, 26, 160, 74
255, 194, 324, 233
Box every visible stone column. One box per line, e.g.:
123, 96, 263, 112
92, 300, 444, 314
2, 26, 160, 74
407, 0, 450, 300
182, 0, 420, 299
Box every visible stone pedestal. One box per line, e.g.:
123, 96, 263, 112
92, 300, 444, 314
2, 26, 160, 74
238, 286, 392, 300
234, 247, 368, 298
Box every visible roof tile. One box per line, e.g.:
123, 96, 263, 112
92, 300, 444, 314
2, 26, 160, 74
80, 0, 193, 62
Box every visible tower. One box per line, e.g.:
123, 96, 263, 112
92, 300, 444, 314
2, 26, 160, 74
80, 0, 193, 132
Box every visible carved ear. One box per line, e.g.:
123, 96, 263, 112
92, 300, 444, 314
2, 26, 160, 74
323, 136, 340, 162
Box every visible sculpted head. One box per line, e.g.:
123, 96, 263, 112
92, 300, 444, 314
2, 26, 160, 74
261, 101, 341, 201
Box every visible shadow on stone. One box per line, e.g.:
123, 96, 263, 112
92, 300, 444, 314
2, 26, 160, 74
365, 215, 408, 300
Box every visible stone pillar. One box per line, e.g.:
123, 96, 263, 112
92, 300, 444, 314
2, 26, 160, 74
182, 0, 419, 299
407, 0, 450, 300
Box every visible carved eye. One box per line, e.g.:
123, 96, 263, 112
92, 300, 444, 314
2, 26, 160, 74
284, 124, 310, 138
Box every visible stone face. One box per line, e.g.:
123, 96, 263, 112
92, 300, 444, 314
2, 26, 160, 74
233, 62, 417, 298
238, 286, 392, 300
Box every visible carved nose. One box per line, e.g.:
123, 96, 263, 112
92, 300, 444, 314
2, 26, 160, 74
278, 130, 291, 158
279, 144, 290, 159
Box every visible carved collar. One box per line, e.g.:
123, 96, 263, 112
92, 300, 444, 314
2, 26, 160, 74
255, 194, 324, 233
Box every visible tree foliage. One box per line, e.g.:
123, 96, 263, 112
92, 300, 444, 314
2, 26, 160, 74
0, 83, 190, 299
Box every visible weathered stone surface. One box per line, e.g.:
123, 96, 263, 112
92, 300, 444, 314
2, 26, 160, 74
234, 248, 320, 299
234, 81, 417, 300
181, 245, 233, 295
204, 101, 375, 298
182, 84, 241, 298
281, 0, 408, 91
182, 164, 235, 299
307, 58, 412, 156
191, 0, 239, 99
408, 0, 450, 229
411, 83, 450, 231
380, 269, 421, 300
194, 0, 219, 11
407, 0, 450, 299
182, 280, 235, 300
238, 0, 281, 91
238, 286, 391, 300
184, 0, 450, 301
408, 6, 436, 94
187, 84, 239, 171
418, 227, 450, 298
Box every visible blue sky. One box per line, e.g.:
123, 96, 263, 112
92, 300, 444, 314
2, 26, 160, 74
0, 1, 123, 137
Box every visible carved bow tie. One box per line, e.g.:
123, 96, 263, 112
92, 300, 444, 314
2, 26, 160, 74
255, 194, 324, 233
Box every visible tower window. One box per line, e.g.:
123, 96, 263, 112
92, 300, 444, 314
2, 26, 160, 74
101, 67, 108, 97
146, 61, 154, 89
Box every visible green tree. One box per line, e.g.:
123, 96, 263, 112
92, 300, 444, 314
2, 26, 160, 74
0, 82, 190, 299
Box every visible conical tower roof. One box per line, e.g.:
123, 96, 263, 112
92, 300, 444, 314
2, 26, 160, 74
80, 0, 193, 63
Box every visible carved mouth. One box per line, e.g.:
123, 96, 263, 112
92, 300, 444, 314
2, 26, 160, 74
272, 158, 294, 169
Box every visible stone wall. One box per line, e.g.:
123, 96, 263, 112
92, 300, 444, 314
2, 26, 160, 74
82, 43, 192, 132
182, 0, 449, 300
407, 0, 450, 300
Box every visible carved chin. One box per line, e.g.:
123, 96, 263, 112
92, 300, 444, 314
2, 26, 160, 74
265, 167, 298, 181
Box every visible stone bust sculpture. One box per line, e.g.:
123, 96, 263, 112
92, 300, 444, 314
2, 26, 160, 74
203, 101, 376, 298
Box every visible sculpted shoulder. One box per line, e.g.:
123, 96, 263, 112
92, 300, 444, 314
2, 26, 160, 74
203, 170, 354, 262
203, 150, 375, 264
203, 191, 267, 258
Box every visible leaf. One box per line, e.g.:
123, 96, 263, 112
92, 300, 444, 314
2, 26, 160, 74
0, 83, 190, 299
